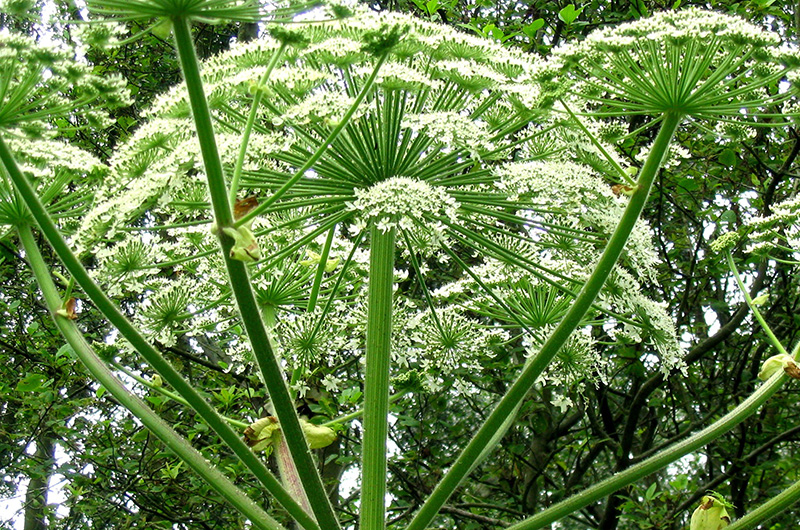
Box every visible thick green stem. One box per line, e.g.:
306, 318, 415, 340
404, 111, 684, 530
0, 135, 319, 530
507, 340, 800, 530
17, 225, 285, 530
171, 19, 339, 530
360, 225, 396, 530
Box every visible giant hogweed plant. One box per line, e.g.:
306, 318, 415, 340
1, 2, 798, 529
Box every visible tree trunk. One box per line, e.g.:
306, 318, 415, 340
24, 429, 55, 530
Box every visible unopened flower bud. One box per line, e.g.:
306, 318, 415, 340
751, 292, 769, 306
758, 354, 796, 381
690, 494, 732, 530
299, 249, 340, 272
244, 416, 280, 452
243, 416, 336, 452
300, 419, 336, 449
222, 226, 261, 262
55, 297, 78, 320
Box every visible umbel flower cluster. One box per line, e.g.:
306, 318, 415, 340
551, 7, 798, 128
0, 30, 128, 238
79, 8, 682, 398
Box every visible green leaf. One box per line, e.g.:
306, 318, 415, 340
645, 482, 658, 501
670, 474, 689, 490
523, 19, 545, 38
16, 373, 45, 392
718, 149, 737, 167
56, 343, 77, 360
558, 4, 583, 24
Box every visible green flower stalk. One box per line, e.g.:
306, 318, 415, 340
86, 0, 264, 24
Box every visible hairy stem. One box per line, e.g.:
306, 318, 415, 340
171, 18, 339, 529
17, 224, 285, 530
360, 225, 396, 530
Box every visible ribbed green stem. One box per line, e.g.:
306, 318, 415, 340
0, 135, 319, 530
404, 111, 684, 530
360, 225, 396, 530
17, 225, 284, 530
507, 340, 800, 530
171, 19, 339, 530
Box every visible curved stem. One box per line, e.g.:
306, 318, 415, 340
507, 340, 800, 530
360, 225, 396, 530
404, 111, 684, 530
171, 19, 339, 529
0, 134, 319, 530
17, 224, 285, 530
